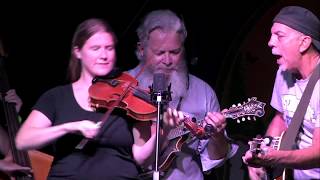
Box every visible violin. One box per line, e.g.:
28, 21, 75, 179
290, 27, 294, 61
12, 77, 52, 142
88, 71, 214, 136
76, 71, 158, 149
89, 72, 157, 121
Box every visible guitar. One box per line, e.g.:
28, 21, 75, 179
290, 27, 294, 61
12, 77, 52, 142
248, 132, 292, 180
141, 97, 266, 175
0, 54, 53, 180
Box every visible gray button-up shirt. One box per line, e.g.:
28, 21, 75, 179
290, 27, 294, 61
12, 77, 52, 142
128, 66, 238, 180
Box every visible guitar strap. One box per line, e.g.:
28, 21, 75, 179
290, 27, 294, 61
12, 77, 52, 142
268, 63, 320, 180
279, 63, 320, 150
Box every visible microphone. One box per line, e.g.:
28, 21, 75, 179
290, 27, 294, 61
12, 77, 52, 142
150, 73, 171, 104
153, 73, 166, 92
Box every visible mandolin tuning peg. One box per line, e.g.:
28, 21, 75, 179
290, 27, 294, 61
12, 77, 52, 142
238, 103, 241, 106
253, 116, 256, 121
237, 119, 240, 123
242, 117, 245, 121
247, 116, 251, 120
232, 104, 236, 107
248, 98, 251, 101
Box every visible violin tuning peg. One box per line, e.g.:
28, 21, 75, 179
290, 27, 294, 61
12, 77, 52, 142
237, 119, 240, 123
242, 117, 245, 121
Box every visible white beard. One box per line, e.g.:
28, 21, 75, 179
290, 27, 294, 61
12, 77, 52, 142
136, 62, 188, 105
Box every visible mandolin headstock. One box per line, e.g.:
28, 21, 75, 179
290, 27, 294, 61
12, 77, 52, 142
223, 97, 266, 123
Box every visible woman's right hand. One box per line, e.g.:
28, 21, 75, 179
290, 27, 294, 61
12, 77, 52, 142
66, 120, 100, 139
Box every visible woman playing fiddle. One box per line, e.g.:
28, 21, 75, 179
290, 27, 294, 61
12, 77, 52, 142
15, 18, 180, 180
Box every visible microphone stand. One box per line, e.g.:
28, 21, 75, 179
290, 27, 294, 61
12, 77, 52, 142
153, 93, 162, 180
150, 83, 171, 180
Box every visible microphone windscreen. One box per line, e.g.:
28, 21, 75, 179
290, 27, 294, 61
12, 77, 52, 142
153, 73, 166, 92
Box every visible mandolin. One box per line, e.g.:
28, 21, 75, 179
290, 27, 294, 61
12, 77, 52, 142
139, 97, 266, 178
0, 54, 53, 180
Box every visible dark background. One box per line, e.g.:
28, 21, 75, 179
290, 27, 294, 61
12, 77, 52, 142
0, 0, 276, 121
1, 0, 319, 179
